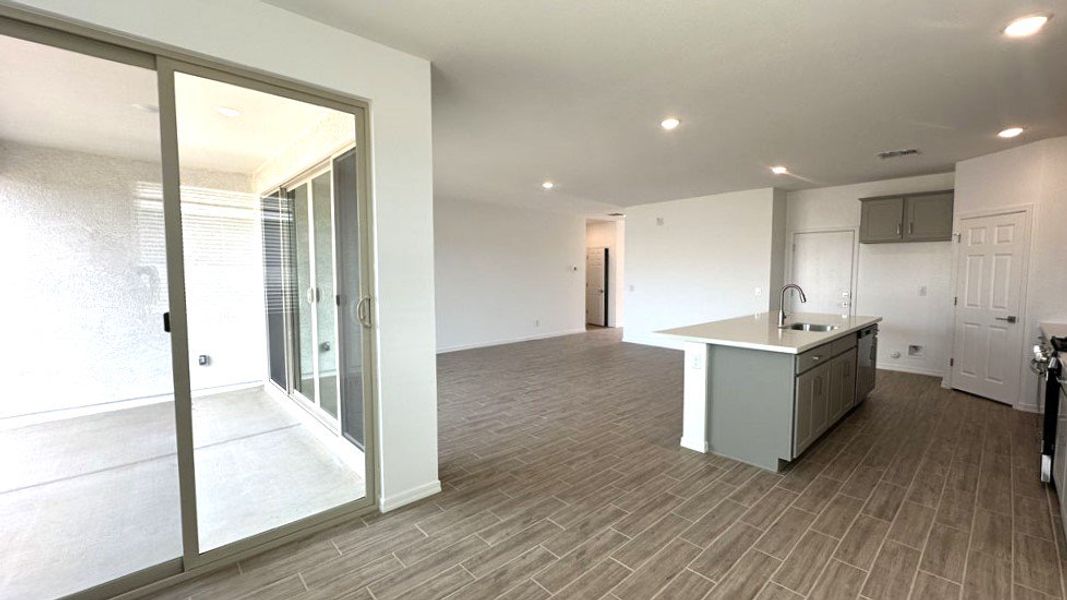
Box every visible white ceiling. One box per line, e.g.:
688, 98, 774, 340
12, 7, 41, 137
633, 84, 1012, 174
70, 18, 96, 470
0, 34, 341, 174
263, 0, 1067, 214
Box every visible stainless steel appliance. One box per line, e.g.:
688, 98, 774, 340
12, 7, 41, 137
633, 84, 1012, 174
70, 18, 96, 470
1034, 332, 1066, 483
856, 325, 878, 401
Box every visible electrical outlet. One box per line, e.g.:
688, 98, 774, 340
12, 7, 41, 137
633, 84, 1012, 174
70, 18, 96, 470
198, 355, 210, 366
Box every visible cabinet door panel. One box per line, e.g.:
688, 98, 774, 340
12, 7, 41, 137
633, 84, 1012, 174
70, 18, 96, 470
811, 363, 831, 437
794, 369, 815, 456
860, 197, 904, 243
829, 354, 847, 421
840, 348, 857, 414
905, 192, 954, 241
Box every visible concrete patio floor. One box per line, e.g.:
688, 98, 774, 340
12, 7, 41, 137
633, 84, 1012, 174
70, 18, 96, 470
0, 386, 364, 600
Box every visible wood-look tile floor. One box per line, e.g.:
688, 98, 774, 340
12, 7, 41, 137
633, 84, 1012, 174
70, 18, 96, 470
146, 329, 1067, 600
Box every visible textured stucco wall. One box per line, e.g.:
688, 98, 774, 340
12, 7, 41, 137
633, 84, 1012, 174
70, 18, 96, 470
0, 140, 262, 418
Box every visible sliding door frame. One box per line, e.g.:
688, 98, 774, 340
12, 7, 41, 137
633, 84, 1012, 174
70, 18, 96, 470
265, 148, 359, 434
159, 55, 379, 570
0, 6, 380, 600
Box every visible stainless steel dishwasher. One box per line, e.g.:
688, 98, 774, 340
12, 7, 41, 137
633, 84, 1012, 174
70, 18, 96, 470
856, 325, 878, 401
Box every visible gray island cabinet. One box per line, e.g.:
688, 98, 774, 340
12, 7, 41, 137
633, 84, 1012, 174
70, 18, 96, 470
659, 313, 881, 472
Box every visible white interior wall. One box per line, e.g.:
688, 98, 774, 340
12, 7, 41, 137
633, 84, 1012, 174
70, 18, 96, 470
954, 136, 1067, 411
435, 197, 586, 352
785, 172, 956, 378
623, 188, 781, 349
14, 0, 438, 510
0, 140, 264, 418
586, 220, 624, 328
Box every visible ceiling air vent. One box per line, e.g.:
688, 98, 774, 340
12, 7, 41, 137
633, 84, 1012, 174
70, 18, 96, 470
877, 148, 921, 160
607, 212, 625, 217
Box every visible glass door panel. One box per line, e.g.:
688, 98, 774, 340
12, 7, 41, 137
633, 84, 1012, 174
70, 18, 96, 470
262, 191, 289, 391
334, 149, 366, 448
172, 69, 366, 553
291, 183, 316, 404
312, 172, 339, 419
0, 33, 180, 599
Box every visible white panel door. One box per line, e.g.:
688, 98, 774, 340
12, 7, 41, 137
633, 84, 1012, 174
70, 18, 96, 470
952, 211, 1028, 404
586, 247, 607, 326
790, 230, 855, 314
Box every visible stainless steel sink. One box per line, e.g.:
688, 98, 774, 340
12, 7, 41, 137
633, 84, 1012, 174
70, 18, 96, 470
783, 322, 839, 332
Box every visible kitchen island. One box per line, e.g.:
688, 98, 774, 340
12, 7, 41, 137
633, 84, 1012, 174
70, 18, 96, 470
659, 312, 881, 471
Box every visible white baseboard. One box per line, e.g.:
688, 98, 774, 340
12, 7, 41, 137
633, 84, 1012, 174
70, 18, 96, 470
380, 480, 441, 512
437, 328, 588, 354
680, 437, 709, 453
878, 363, 946, 378
1015, 402, 1041, 414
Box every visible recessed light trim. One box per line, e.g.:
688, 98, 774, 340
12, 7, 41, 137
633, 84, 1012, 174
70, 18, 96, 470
1003, 14, 1050, 37
998, 126, 1024, 138
660, 117, 680, 130
216, 106, 241, 118
770, 165, 789, 175
542, 181, 555, 190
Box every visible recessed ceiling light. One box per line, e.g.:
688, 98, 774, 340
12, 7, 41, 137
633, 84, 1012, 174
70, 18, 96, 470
660, 117, 680, 130
131, 103, 159, 113
1003, 14, 1051, 37
216, 106, 241, 118
542, 181, 555, 190
770, 165, 789, 175
997, 126, 1024, 138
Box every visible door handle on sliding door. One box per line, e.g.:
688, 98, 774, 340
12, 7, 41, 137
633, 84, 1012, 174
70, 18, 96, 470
356, 296, 372, 328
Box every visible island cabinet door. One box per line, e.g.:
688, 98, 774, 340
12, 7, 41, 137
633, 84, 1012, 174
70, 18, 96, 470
794, 361, 832, 456
829, 349, 858, 421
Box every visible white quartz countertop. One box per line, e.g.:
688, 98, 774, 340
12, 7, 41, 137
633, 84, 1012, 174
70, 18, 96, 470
1041, 322, 1067, 340
657, 312, 883, 354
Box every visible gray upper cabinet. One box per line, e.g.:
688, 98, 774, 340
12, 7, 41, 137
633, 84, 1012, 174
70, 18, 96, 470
860, 197, 904, 243
904, 191, 954, 241
859, 190, 954, 244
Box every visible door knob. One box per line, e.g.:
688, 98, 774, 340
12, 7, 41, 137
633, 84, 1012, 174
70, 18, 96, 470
995, 316, 1018, 323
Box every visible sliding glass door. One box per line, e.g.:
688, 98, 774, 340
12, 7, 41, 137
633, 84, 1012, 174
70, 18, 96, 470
170, 67, 373, 555
0, 13, 376, 599
288, 171, 341, 421
0, 29, 181, 600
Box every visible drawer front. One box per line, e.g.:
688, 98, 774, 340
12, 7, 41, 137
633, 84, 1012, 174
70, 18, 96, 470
796, 343, 833, 374
831, 334, 857, 356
